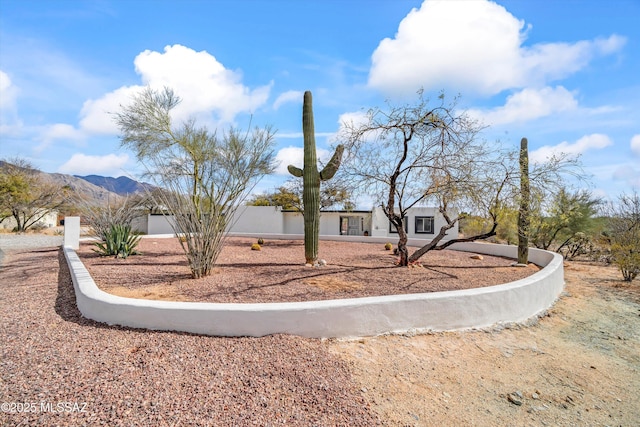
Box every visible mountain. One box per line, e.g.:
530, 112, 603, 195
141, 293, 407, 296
41, 172, 124, 204
74, 175, 154, 196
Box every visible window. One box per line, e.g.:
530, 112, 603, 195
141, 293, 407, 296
415, 216, 434, 234
389, 218, 408, 233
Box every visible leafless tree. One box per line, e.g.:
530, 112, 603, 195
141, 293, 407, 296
115, 87, 276, 278
0, 158, 69, 232
340, 91, 583, 266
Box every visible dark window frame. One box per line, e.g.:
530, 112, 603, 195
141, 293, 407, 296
415, 216, 435, 234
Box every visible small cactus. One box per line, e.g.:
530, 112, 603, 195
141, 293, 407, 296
257, 237, 264, 245
251, 243, 261, 251
385, 242, 393, 251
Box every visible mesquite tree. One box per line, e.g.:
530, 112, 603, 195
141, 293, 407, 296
0, 158, 69, 232
115, 87, 275, 278
517, 137, 530, 265
288, 91, 344, 264
340, 92, 507, 266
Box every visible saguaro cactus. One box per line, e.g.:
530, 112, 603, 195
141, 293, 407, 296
518, 137, 530, 265
288, 91, 344, 264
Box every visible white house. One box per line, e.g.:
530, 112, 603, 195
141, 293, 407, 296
132, 205, 458, 240
0, 210, 59, 231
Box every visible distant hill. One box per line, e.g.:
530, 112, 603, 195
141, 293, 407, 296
74, 175, 154, 196
1, 161, 152, 205
41, 172, 124, 205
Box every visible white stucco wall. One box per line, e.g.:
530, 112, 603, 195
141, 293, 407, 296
230, 206, 285, 234
63, 234, 564, 339
370, 207, 458, 240
141, 206, 440, 238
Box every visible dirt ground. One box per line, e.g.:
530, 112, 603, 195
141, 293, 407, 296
2, 233, 638, 425
328, 261, 640, 426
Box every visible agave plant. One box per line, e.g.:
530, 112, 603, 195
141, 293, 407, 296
93, 224, 141, 259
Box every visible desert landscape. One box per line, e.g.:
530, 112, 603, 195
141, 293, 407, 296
1, 237, 638, 426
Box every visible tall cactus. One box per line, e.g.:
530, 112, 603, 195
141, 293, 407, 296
518, 137, 530, 265
288, 91, 344, 264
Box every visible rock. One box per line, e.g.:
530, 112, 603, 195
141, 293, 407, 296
470, 254, 484, 260
318, 259, 327, 266
305, 263, 313, 267
507, 392, 523, 406
510, 262, 528, 267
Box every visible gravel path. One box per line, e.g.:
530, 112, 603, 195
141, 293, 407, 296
0, 243, 380, 426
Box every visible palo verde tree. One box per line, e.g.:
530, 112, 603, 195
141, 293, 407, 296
115, 87, 276, 278
248, 179, 352, 212
288, 91, 344, 264
0, 158, 69, 232
529, 187, 601, 251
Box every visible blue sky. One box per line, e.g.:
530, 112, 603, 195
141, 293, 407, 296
1, 0, 639, 204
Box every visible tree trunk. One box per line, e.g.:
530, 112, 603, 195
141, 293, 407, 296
518, 137, 530, 265
395, 218, 409, 266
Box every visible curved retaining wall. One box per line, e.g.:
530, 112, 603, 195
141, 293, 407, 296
63, 234, 564, 338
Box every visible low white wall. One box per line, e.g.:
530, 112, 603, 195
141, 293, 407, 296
230, 206, 285, 234
63, 235, 564, 338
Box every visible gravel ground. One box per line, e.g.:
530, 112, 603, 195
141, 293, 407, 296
77, 237, 538, 303
0, 241, 380, 426
0, 234, 63, 267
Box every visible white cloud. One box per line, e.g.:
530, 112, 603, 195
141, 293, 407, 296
630, 134, 640, 156
613, 164, 640, 188
467, 86, 578, 125
274, 146, 331, 175
133, 44, 272, 122
78, 44, 273, 136
0, 70, 22, 135
79, 85, 142, 135
58, 153, 129, 175
34, 123, 86, 153
368, 0, 626, 96
530, 133, 613, 163
273, 90, 303, 110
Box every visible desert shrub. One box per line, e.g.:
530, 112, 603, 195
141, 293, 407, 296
80, 196, 144, 241
611, 238, 639, 282
257, 237, 264, 245
606, 192, 640, 282
251, 243, 261, 251
94, 224, 141, 259
385, 242, 392, 251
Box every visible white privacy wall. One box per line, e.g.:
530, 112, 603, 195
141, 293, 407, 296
63, 234, 564, 339
141, 206, 456, 239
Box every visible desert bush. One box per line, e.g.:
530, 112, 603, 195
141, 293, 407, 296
251, 243, 261, 251
93, 224, 141, 259
257, 237, 264, 245
611, 241, 639, 281
606, 192, 640, 282
80, 196, 144, 241
385, 242, 392, 251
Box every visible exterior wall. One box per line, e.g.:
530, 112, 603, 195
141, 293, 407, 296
139, 206, 455, 239
282, 211, 304, 234
370, 206, 458, 240
148, 214, 177, 235
63, 236, 564, 339
130, 215, 148, 234
230, 206, 285, 234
